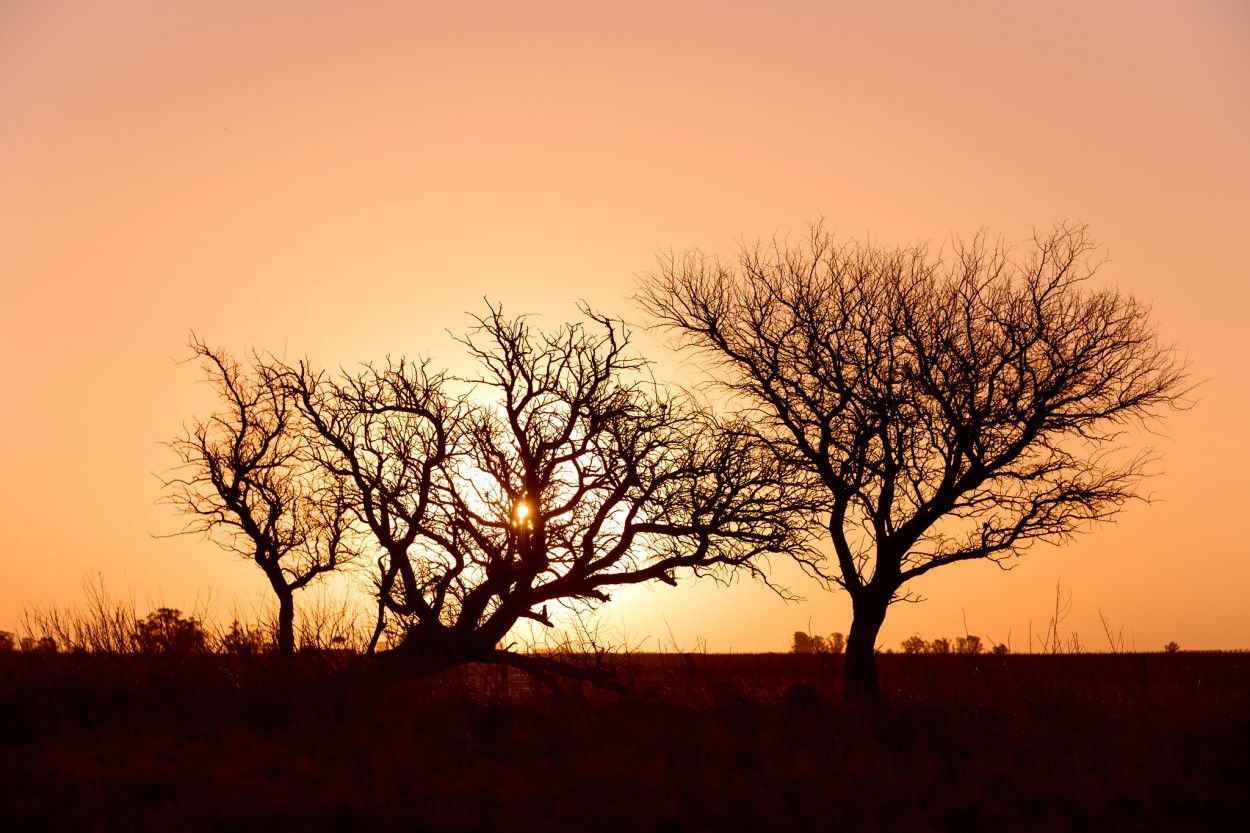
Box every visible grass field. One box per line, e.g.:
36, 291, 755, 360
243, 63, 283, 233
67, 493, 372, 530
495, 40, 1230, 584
2, 650, 1247, 831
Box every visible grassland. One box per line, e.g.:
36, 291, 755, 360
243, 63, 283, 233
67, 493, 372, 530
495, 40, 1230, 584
1, 650, 1247, 831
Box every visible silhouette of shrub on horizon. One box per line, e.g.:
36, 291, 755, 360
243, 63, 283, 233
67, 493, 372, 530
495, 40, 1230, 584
956, 635, 983, 655
901, 634, 993, 654
791, 630, 845, 654
901, 635, 927, 654
19, 635, 57, 652
136, 608, 207, 654
220, 619, 270, 656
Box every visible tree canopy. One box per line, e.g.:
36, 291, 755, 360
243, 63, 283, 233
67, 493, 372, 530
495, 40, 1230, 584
640, 222, 1190, 698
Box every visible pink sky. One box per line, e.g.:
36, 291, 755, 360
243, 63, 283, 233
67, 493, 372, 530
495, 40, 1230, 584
2, 0, 1247, 651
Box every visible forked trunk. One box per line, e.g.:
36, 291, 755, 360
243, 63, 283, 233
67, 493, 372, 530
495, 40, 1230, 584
844, 591, 890, 701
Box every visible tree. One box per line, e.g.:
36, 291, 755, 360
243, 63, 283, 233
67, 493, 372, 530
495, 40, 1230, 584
221, 619, 270, 656
273, 304, 811, 678
955, 635, 983, 655
792, 631, 825, 653
793, 630, 846, 654
135, 608, 207, 654
20, 636, 57, 653
640, 222, 1189, 699
900, 634, 927, 654
163, 339, 359, 656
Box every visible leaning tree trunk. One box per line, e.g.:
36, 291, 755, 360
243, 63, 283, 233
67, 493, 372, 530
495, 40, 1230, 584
844, 589, 891, 701
390, 622, 493, 674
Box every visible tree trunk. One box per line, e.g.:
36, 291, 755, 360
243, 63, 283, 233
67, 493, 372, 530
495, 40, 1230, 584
276, 591, 296, 657
392, 623, 489, 674
844, 590, 891, 701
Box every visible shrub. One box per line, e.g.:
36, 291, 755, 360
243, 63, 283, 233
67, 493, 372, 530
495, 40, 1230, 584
792, 631, 822, 654
956, 635, 984, 655
0, 630, 13, 652
1164, 641, 1180, 654
20, 636, 57, 652
791, 631, 846, 654
220, 619, 270, 656
136, 608, 207, 654
900, 635, 927, 654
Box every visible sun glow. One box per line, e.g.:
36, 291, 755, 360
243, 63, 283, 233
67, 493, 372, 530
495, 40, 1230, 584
514, 500, 531, 525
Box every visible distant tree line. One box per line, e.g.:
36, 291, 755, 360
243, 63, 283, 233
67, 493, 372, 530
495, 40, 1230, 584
898, 634, 1009, 655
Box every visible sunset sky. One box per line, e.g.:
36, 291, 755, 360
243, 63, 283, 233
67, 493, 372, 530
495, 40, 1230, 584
2, 0, 1247, 652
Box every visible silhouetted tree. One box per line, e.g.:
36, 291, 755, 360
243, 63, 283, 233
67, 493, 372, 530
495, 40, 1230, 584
956, 635, 983, 655
20, 636, 57, 653
0, 631, 13, 652
641, 222, 1190, 699
793, 630, 846, 654
163, 339, 359, 656
221, 619, 270, 656
277, 304, 811, 678
900, 635, 927, 654
136, 608, 207, 654
792, 631, 823, 653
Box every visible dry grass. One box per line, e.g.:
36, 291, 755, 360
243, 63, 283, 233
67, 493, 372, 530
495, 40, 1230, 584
1, 650, 1247, 832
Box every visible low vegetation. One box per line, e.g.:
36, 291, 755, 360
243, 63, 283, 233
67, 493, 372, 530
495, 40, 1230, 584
1, 647, 1245, 831
3, 586, 1240, 829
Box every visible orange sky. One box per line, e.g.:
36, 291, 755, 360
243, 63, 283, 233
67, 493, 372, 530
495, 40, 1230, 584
2, 0, 1247, 652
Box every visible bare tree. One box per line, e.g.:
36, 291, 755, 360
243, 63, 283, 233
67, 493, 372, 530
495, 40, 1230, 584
162, 338, 358, 656
640, 223, 1190, 699
281, 304, 812, 678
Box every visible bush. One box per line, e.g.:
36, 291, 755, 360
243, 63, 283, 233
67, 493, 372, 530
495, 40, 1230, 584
136, 608, 207, 654
791, 631, 846, 654
20, 636, 57, 652
900, 635, 991, 655
220, 619, 270, 656
0, 631, 13, 652
956, 635, 983, 655
1164, 641, 1180, 654
900, 635, 927, 654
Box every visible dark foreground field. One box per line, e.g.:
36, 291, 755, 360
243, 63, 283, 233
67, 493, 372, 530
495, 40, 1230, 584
2, 651, 1247, 832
